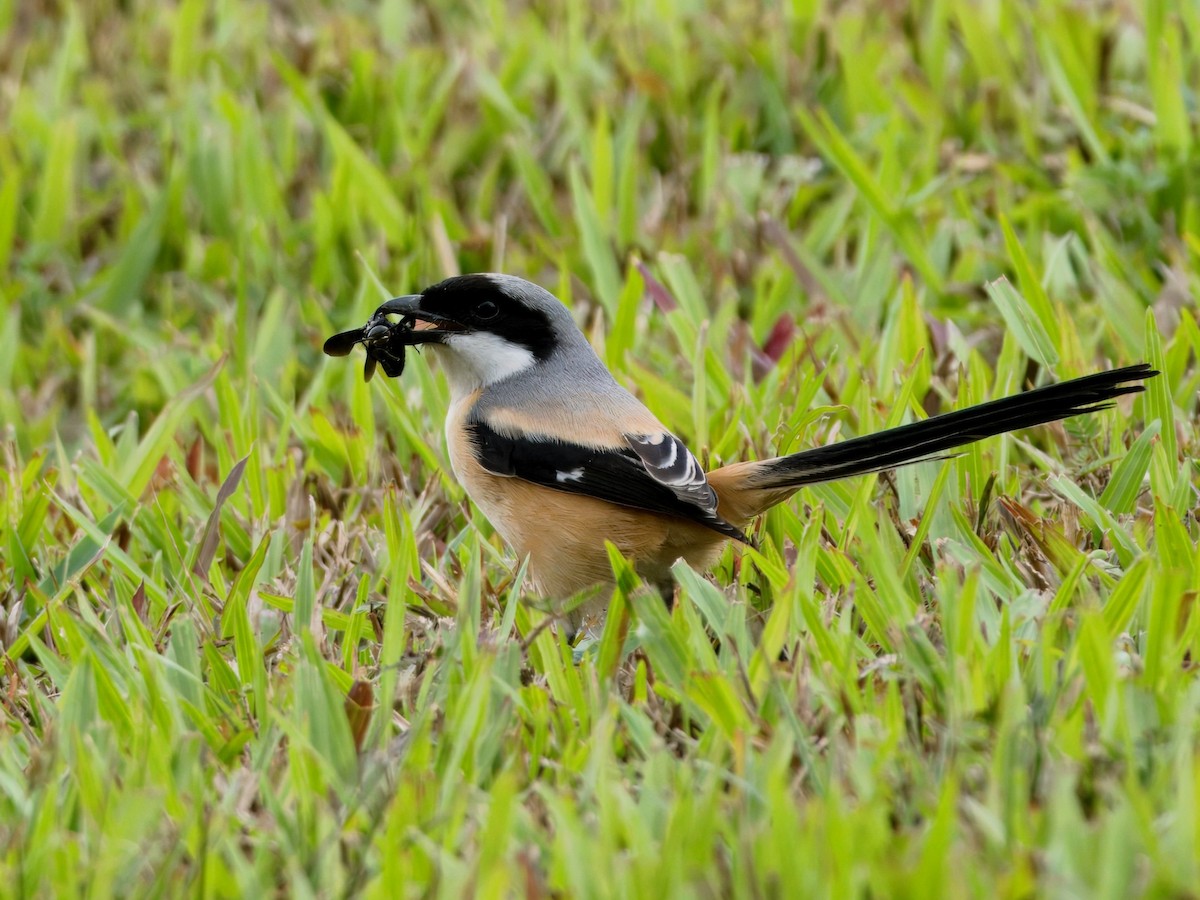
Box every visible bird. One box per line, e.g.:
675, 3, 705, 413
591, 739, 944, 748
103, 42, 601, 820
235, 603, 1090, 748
325, 273, 1156, 632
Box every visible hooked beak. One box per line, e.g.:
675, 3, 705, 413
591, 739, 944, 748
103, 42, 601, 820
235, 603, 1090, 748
375, 294, 464, 345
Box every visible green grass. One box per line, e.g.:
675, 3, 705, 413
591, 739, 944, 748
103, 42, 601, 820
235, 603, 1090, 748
2, 0, 1199, 895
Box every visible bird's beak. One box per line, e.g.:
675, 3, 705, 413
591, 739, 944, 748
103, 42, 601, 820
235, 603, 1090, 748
376, 294, 464, 345
375, 294, 421, 316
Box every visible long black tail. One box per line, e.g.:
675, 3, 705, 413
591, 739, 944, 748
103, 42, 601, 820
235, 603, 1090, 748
750, 363, 1157, 489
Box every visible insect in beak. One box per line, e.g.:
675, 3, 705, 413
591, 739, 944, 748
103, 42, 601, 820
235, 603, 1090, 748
324, 306, 415, 382
323, 295, 465, 382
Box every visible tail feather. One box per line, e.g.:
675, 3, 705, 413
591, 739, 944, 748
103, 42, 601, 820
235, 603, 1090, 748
744, 363, 1156, 493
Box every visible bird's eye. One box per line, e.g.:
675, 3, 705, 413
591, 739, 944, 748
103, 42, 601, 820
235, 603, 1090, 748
475, 300, 499, 320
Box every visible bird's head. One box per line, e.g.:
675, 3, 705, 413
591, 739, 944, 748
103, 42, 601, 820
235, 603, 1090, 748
325, 274, 589, 395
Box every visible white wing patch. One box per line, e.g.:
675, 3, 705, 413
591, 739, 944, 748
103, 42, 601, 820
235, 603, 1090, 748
555, 467, 585, 483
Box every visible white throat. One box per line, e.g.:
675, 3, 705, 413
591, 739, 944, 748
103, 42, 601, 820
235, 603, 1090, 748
435, 331, 537, 396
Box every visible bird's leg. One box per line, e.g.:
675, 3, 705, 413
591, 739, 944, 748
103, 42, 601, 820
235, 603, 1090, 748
655, 578, 677, 612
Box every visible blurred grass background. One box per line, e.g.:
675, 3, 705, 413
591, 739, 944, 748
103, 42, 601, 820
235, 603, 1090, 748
2, 0, 1199, 895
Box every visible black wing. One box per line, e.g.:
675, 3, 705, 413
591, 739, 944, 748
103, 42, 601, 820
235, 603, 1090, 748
467, 422, 748, 542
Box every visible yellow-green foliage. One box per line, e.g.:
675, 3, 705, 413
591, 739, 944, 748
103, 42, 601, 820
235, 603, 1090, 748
2, 0, 1199, 895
